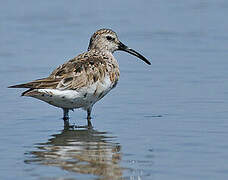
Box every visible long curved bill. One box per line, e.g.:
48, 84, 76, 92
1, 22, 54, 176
118, 41, 151, 65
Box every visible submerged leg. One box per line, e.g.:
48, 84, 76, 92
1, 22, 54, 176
87, 107, 92, 128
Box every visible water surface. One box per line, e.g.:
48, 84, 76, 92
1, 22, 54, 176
1, 0, 228, 180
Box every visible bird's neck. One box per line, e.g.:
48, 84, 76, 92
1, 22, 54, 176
89, 49, 119, 67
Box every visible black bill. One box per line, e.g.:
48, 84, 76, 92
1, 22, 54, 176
118, 42, 151, 65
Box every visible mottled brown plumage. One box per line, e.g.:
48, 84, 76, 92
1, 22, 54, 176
10, 50, 119, 91
9, 28, 150, 128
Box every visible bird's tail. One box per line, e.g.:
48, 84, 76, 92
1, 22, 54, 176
8, 83, 32, 88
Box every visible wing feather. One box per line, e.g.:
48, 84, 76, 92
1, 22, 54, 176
9, 51, 119, 92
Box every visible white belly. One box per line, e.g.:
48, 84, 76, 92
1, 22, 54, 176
29, 76, 117, 110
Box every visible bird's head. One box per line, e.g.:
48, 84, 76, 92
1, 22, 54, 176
88, 28, 151, 65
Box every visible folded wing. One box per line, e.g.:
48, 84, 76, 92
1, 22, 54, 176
8, 52, 118, 96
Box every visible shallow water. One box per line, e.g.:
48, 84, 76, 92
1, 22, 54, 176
1, 0, 228, 180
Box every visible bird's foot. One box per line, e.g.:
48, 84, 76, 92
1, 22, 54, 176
63, 116, 93, 129
63, 117, 75, 130
64, 123, 75, 130
74, 124, 93, 129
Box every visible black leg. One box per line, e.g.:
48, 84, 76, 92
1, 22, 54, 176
87, 108, 93, 128
62, 108, 73, 129
63, 108, 69, 120
63, 119, 70, 129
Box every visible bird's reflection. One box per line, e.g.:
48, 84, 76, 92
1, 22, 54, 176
25, 128, 123, 179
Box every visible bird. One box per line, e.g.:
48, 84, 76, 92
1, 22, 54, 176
9, 28, 151, 128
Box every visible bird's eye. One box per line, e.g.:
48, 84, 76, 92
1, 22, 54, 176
106, 36, 113, 41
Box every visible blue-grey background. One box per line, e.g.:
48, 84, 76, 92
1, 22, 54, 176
1, 0, 228, 180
